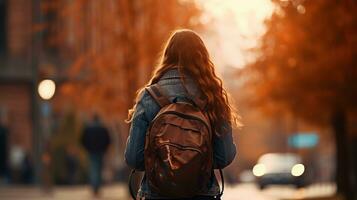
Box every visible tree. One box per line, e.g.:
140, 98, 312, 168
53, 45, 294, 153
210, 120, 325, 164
42, 0, 201, 155
247, 0, 357, 198
40, 1, 201, 171
42, 0, 201, 121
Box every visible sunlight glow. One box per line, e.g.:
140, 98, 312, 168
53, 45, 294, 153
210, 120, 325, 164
197, 0, 275, 70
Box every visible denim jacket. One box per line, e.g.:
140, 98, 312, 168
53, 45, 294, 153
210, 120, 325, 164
124, 68, 237, 199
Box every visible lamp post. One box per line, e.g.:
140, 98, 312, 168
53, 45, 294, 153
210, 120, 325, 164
31, 0, 43, 185
37, 79, 56, 191
37, 79, 56, 141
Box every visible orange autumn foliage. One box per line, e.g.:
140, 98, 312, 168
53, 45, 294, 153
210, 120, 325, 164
247, 0, 357, 125
246, 0, 357, 197
43, 0, 201, 121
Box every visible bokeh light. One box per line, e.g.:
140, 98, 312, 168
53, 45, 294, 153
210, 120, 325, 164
291, 164, 305, 177
38, 79, 56, 100
253, 163, 266, 177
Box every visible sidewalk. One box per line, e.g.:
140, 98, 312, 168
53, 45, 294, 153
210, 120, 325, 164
0, 184, 274, 200
0, 184, 130, 200
0, 183, 336, 200
284, 197, 343, 200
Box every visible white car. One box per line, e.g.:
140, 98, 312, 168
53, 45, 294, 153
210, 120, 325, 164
252, 153, 306, 189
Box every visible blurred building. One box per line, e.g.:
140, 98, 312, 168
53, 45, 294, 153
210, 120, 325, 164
0, 0, 183, 184
0, 0, 34, 154
0, 0, 64, 184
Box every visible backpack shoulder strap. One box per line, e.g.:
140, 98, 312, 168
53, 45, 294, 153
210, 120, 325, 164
218, 169, 225, 197
192, 94, 207, 111
128, 169, 136, 199
145, 84, 171, 108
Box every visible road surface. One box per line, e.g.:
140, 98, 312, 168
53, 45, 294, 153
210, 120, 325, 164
0, 183, 335, 200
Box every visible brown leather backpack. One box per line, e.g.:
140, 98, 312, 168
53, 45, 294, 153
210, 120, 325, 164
145, 83, 213, 198
129, 84, 224, 199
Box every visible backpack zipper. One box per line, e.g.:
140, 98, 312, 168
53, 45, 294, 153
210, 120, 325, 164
159, 111, 210, 132
158, 142, 203, 155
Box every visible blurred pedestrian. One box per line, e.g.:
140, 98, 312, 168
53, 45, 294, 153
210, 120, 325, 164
9, 145, 25, 183
22, 152, 34, 184
81, 115, 111, 196
125, 29, 238, 200
0, 121, 8, 184
65, 145, 80, 185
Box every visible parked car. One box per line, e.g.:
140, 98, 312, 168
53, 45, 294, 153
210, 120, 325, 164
252, 153, 306, 189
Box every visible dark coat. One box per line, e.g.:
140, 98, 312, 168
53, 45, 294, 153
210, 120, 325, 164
81, 123, 111, 154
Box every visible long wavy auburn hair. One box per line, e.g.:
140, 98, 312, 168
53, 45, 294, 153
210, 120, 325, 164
126, 29, 240, 136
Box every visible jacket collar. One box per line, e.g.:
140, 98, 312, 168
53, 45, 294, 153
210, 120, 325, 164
160, 68, 181, 80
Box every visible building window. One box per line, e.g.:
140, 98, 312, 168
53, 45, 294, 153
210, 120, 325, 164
0, 0, 6, 55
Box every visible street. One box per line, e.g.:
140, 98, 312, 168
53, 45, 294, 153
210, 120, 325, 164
0, 183, 335, 200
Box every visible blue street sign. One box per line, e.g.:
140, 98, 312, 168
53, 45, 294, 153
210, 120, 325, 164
288, 132, 319, 148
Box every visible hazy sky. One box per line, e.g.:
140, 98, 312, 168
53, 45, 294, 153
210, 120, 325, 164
197, 0, 275, 71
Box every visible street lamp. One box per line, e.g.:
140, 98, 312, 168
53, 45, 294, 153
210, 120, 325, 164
38, 79, 56, 100
36, 79, 56, 190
